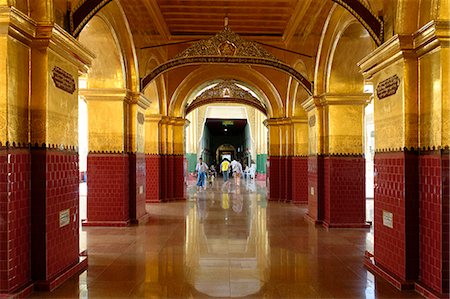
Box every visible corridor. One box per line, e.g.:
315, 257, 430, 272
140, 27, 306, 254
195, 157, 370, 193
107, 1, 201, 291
30, 179, 421, 299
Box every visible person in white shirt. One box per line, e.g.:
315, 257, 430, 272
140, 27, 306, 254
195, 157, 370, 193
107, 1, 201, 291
195, 157, 208, 191
232, 159, 243, 186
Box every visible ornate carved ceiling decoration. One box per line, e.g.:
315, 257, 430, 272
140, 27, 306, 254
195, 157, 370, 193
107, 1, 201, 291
185, 80, 267, 115
141, 24, 313, 94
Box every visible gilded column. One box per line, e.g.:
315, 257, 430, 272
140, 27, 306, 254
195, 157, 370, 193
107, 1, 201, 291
127, 92, 150, 223
291, 117, 308, 204
265, 118, 282, 201
319, 94, 371, 228
173, 118, 188, 200
28, 21, 93, 292
159, 117, 169, 201
302, 96, 325, 224
145, 114, 162, 203
359, 21, 450, 295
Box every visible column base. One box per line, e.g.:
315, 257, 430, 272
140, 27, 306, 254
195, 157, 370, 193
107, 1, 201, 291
256, 173, 266, 181
304, 213, 323, 225
0, 283, 34, 299
323, 221, 371, 229
130, 213, 150, 225
82, 219, 130, 227
34, 255, 88, 292
364, 251, 415, 290
415, 282, 449, 299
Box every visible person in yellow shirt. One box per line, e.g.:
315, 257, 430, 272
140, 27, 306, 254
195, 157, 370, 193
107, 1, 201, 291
220, 158, 231, 192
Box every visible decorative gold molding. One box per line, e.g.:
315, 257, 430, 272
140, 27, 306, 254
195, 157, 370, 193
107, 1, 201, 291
125, 91, 151, 110
141, 25, 313, 95
185, 80, 267, 115
80, 88, 127, 101
317, 93, 372, 106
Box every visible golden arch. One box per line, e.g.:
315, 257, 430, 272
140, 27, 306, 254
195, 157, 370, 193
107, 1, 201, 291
168, 65, 283, 118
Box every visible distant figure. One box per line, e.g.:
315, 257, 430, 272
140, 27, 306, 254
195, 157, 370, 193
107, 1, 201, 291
220, 158, 231, 192
231, 159, 243, 186
195, 157, 208, 191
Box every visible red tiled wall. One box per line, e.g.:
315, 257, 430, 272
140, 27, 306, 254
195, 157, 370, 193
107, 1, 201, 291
159, 155, 167, 201
166, 155, 174, 200
442, 152, 449, 294
146, 155, 160, 202
174, 155, 184, 200
129, 153, 146, 222
323, 156, 366, 226
419, 151, 449, 294
31, 150, 79, 281
291, 157, 308, 204
307, 155, 324, 221
87, 153, 129, 222
286, 157, 292, 202
374, 151, 419, 281
268, 156, 281, 201
0, 149, 31, 292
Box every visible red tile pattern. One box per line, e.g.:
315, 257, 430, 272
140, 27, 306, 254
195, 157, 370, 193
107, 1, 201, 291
87, 153, 129, 223
166, 155, 174, 200
0, 149, 31, 293
159, 155, 167, 201
373, 151, 419, 281
323, 156, 366, 226
129, 153, 146, 222
307, 155, 324, 222
267, 156, 280, 201
286, 157, 292, 202
173, 156, 185, 200
145, 155, 160, 202
291, 157, 308, 204
419, 151, 449, 294
31, 149, 80, 283
443, 152, 449, 295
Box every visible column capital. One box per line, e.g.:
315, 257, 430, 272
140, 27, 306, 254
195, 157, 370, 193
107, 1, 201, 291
317, 93, 372, 106
125, 91, 151, 110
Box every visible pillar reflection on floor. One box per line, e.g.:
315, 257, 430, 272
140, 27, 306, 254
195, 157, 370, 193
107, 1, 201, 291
30, 177, 421, 299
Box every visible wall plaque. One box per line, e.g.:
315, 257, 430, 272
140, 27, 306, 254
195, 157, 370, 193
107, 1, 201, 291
59, 209, 70, 228
376, 75, 400, 100
382, 210, 393, 228
52, 66, 76, 94
137, 112, 145, 125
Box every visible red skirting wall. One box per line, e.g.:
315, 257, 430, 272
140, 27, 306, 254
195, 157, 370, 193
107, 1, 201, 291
268, 156, 281, 201
166, 155, 174, 200
0, 148, 31, 294
159, 155, 167, 201
31, 149, 83, 289
146, 155, 160, 203
373, 151, 419, 282
291, 157, 308, 204
306, 155, 324, 223
85, 153, 129, 226
418, 150, 449, 295
285, 157, 292, 202
129, 153, 147, 223
323, 156, 367, 228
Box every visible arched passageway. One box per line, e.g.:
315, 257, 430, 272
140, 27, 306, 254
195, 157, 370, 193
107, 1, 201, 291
0, 1, 448, 298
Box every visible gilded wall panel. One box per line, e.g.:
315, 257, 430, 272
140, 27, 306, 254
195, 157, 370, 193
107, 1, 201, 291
136, 106, 145, 153
307, 110, 318, 155
144, 119, 159, 154
87, 100, 124, 152
373, 61, 405, 150
7, 37, 30, 145
442, 46, 449, 147
419, 49, 442, 148
47, 49, 79, 147
328, 105, 363, 154
0, 35, 7, 143
293, 122, 308, 156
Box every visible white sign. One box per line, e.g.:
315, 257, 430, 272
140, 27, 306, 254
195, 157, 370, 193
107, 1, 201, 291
310, 186, 314, 196
59, 209, 70, 228
382, 210, 393, 228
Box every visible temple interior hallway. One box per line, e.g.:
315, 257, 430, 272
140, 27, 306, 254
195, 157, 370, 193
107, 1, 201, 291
30, 178, 421, 299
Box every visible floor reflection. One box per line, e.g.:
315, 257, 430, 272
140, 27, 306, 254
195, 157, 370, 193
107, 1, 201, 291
29, 178, 422, 299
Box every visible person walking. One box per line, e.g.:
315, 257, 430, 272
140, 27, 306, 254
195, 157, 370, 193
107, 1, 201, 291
195, 157, 208, 191
220, 158, 231, 192
231, 159, 243, 187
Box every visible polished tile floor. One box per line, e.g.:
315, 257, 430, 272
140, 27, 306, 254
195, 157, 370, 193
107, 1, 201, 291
30, 179, 422, 298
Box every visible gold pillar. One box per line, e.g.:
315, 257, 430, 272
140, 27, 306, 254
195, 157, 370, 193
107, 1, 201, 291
302, 96, 324, 155
264, 119, 281, 156
319, 94, 370, 154
173, 118, 187, 155
82, 88, 127, 152
291, 117, 308, 156
145, 114, 162, 154
159, 117, 168, 155
126, 92, 150, 154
